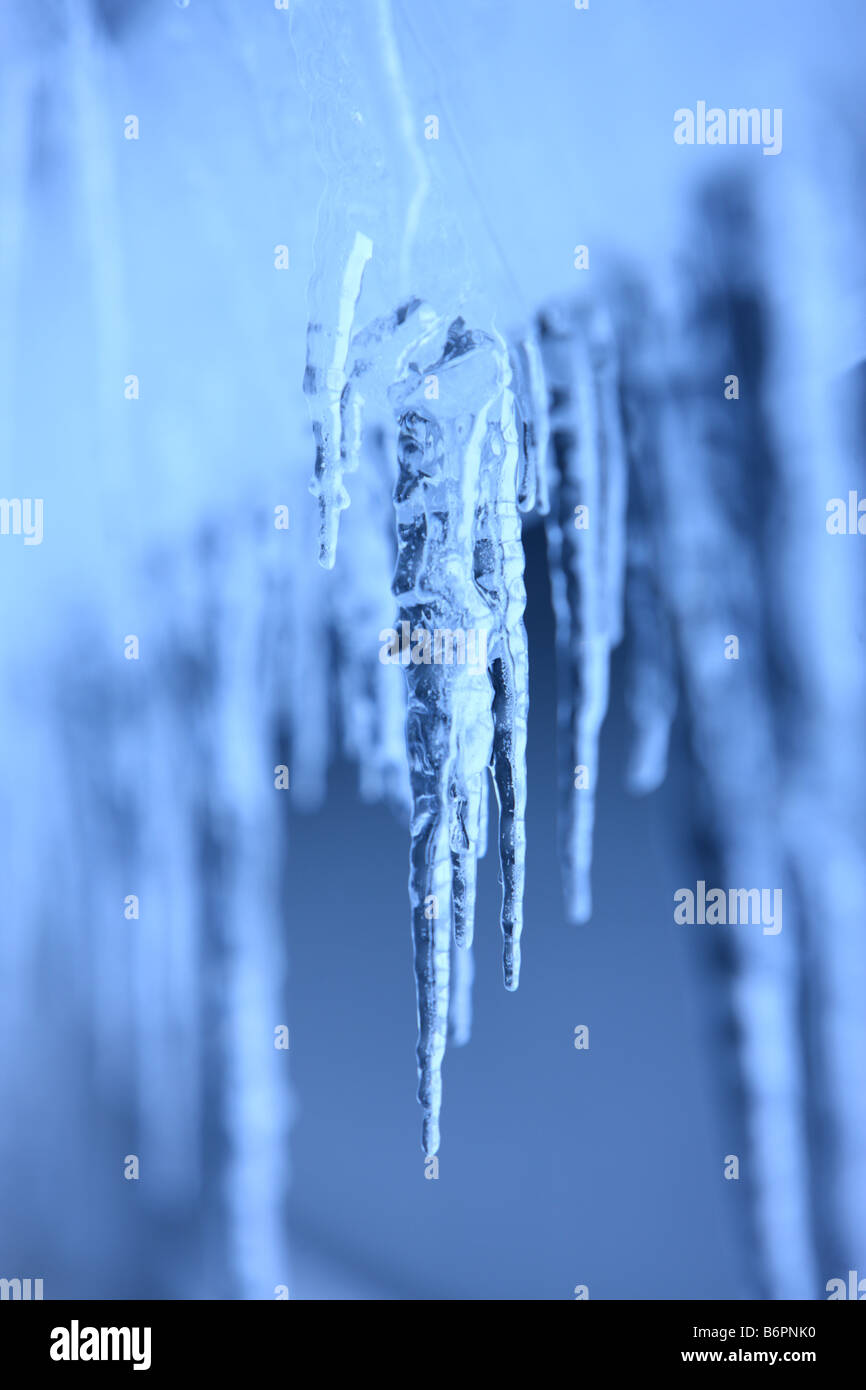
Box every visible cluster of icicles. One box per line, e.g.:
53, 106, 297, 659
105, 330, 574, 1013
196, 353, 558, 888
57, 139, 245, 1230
298, 221, 866, 1301
304, 279, 663, 1155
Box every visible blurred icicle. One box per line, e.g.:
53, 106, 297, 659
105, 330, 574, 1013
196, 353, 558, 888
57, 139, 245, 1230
768, 134, 866, 1289
67, 0, 131, 570
332, 423, 409, 808
217, 519, 293, 1299
129, 515, 294, 1294
615, 285, 678, 795
285, 505, 332, 811
539, 303, 628, 924
651, 177, 817, 1299
0, 5, 31, 467
448, 935, 474, 1048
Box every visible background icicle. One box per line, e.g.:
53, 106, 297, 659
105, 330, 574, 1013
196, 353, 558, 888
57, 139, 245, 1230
538, 303, 628, 924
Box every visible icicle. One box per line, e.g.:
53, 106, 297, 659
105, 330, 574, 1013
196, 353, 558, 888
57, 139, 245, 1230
477, 769, 490, 861
330, 421, 409, 808
591, 309, 629, 650
615, 287, 678, 795
482, 385, 530, 990
622, 498, 677, 797
217, 519, 293, 1298
284, 504, 332, 811
650, 176, 818, 1298
0, 7, 29, 470
292, 0, 433, 570
539, 304, 625, 924
448, 938, 474, 1048
449, 771, 479, 950
766, 141, 866, 1287
388, 316, 527, 1150
305, 229, 374, 568
323, 298, 443, 808
510, 330, 551, 516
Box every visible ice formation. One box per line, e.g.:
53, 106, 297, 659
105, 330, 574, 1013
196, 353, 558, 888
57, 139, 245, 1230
291, 0, 866, 1282
0, 0, 863, 1303
305, 288, 534, 1152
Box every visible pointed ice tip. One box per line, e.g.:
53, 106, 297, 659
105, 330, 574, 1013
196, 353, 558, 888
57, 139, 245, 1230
625, 735, 670, 797
454, 918, 474, 950
503, 946, 521, 991
317, 508, 340, 568
422, 1117, 440, 1156
626, 768, 664, 798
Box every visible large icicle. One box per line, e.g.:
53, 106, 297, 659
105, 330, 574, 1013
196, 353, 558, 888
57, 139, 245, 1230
387, 316, 528, 1152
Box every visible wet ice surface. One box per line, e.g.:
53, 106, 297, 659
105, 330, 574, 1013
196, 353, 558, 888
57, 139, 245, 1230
309, 305, 531, 1154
